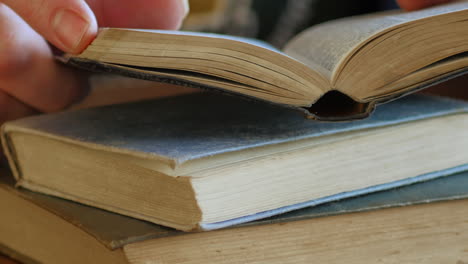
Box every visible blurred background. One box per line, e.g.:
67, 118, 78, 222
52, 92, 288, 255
182, 0, 399, 48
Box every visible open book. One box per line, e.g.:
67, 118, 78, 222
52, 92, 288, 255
63, 2, 468, 120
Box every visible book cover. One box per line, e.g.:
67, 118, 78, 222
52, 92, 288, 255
3, 93, 467, 165
1, 169, 467, 259
2, 93, 467, 230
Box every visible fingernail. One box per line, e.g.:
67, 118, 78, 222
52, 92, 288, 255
52, 9, 90, 53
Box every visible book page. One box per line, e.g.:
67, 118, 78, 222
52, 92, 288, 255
283, 1, 468, 82
73, 28, 330, 106
102, 28, 283, 53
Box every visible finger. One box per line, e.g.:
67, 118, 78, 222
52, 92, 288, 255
0, 4, 88, 113
2, 0, 97, 54
397, 0, 454, 11
86, 0, 189, 29
0, 90, 37, 125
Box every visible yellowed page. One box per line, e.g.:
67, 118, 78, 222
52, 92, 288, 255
283, 1, 468, 85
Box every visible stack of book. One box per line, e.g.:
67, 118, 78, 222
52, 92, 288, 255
1, 2, 467, 263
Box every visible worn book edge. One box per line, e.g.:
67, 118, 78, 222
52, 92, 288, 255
201, 164, 468, 230
0, 169, 467, 252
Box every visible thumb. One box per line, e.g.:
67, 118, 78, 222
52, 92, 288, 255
3, 0, 97, 54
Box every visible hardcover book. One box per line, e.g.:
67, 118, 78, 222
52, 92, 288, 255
2, 93, 468, 231
1, 170, 467, 264
63, 1, 468, 120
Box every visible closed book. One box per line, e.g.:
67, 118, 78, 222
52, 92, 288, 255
1, 170, 467, 264
2, 93, 467, 231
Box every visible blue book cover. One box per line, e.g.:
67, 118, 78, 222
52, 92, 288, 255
2, 93, 468, 231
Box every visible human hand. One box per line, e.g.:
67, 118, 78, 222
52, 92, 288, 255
397, 0, 454, 11
0, 0, 188, 125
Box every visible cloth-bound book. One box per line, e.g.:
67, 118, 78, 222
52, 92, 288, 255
2, 93, 467, 231
1, 169, 467, 264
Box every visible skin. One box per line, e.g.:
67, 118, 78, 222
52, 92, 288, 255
396, 0, 454, 11
0, 0, 458, 127
0, 0, 188, 125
